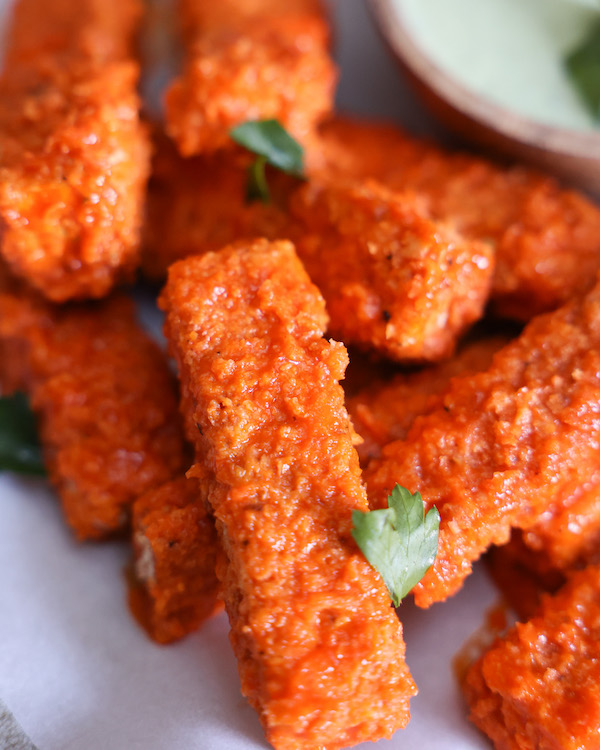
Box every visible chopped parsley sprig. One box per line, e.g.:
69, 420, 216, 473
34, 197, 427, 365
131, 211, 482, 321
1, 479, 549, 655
565, 21, 600, 122
230, 119, 305, 203
0, 392, 46, 476
352, 484, 440, 607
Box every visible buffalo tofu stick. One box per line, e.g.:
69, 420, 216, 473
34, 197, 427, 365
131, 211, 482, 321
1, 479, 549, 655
144, 137, 493, 363
129, 476, 222, 644
0, 279, 186, 540
464, 564, 600, 750
0, 0, 150, 301
366, 276, 600, 607
161, 239, 416, 750
166, 0, 336, 155
347, 335, 509, 467
290, 179, 494, 362
483, 478, 600, 619
515, 476, 600, 574
316, 117, 600, 321
142, 133, 291, 280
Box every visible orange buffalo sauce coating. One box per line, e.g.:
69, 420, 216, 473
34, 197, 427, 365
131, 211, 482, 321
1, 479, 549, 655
464, 564, 600, 750
0, 280, 186, 540
512, 478, 600, 576
0, 269, 31, 394
315, 116, 600, 320
129, 476, 222, 645
0, 338, 29, 395
166, 0, 336, 155
485, 541, 565, 622
161, 239, 416, 750
142, 133, 292, 280
0, 0, 150, 301
366, 277, 600, 608
483, 478, 600, 620
143, 134, 492, 364
290, 178, 494, 362
347, 335, 509, 467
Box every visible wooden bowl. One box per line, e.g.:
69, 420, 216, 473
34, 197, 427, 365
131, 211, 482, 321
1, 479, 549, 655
370, 0, 600, 195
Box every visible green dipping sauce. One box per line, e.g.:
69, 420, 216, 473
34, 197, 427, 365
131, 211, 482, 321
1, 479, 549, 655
396, 0, 600, 132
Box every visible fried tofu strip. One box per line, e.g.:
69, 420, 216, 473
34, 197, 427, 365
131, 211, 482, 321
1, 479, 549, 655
0, 0, 151, 301
129, 476, 222, 644
166, 0, 336, 156
143, 138, 491, 363
290, 179, 494, 362
511, 479, 600, 573
316, 117, 600, 320
483, 477, 600, 617
484, 544, 553, 622
142, 133, 291, 280
0, 280, 186, 540
161, 239, 416, 750
347, 336, 509, 467
0, 272, 30, 394
464, 564, 600, 750
365, 278, 600, 607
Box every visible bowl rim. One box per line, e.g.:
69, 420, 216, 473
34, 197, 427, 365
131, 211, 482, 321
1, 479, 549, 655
370, 0, 600, 159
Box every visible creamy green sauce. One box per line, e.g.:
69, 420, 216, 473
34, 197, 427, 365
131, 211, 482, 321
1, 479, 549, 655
396, 0, 599, 131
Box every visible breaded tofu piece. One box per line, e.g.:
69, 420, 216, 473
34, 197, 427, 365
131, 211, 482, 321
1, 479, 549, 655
464, 564, 600, 750
484, 478, 600, 614
347, 336, 509, 467
515, 478, 600, 575
484, 543, 554, 623
290, 178, 494, 362
142, 133, 291, 280
365, 277, 600, 607
315, 117, 600, 321
0, 283, 186, 539
129, 476, 222, 644
0, 0, 150, 301
166, 0, 336, 155
143, 140, 492, 363
161, 239, 416, 750
0, 337, 29, 395
0, 268, 31, 395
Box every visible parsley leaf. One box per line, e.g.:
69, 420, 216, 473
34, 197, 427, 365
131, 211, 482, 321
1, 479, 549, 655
230, 119, 305, 203
0, 392, 46, 476
565, 21, 600, 121
352, 484, 440, 607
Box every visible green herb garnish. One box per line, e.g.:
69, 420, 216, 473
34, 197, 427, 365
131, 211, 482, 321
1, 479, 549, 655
565, 21, 600, 121
352, 484, 440, 607
0, 392, 46, 476
230, 119, 305, 203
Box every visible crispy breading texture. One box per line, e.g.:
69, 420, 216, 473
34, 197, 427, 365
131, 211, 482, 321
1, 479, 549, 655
483, 477, 600, 618
142, 134, 291, 279
347, 336, 509, 467
166, 0, 336, 155
316, 117, 600, 320
514, 477, 600, 576
0, 0, 150, 301
365, 278, 600, 607
161, 239, 416, 750
464, 564, 600, 750
290, 178, 494, 362
129, 476, 222, 644
0, 284, 186, 539
143, 140, 492, 363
